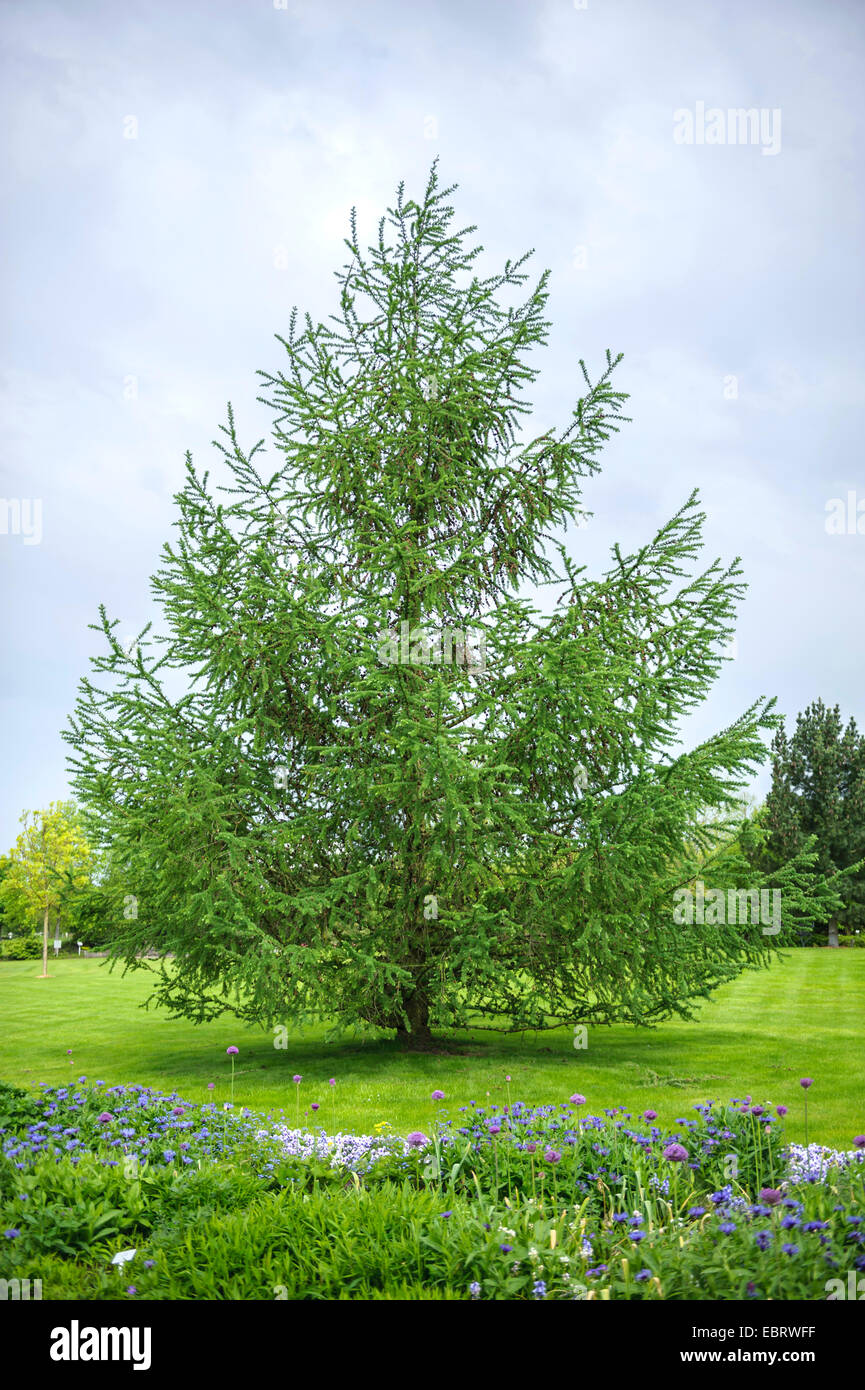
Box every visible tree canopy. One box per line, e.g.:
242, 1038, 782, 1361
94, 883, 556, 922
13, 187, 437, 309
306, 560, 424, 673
65, 167, 838, 1046
749, 700, 865, 946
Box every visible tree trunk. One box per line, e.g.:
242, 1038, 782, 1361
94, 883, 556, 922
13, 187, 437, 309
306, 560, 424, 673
41, 905, 49, 978
395, 993, 434, 1050
827, 921, 840, 948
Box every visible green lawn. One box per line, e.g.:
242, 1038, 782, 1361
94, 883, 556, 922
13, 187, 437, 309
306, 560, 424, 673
2, 950, 862, 1147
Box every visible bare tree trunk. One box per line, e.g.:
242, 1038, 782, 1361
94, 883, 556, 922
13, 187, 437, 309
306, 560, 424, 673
41, 905, 49, 978
40, 819, 49, 978
827, 920, 840, 948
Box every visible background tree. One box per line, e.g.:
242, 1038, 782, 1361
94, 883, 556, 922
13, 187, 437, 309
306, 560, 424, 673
0, 803, 94, 976
747, 701, 865, 947
65, 167, 838, 1047
63, 849, 130, 950
0, 856, 15, 937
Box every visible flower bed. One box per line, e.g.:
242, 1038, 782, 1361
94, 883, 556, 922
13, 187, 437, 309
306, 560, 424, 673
1, 1080, 863, 1300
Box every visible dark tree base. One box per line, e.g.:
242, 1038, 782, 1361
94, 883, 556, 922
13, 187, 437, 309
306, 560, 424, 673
395, 1024, 435, 1051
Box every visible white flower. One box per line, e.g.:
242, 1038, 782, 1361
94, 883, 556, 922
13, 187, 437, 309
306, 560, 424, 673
111, 1249, 137, 1266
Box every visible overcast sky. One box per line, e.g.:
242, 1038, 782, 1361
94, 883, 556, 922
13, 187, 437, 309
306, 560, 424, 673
1, 0, 863, 851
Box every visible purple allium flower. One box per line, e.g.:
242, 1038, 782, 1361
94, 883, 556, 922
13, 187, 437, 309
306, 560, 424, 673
750, 1106, 765, 1117
854, 1136, 865, 1149
489, 1124, 501, 1136
570, 1094, 586, 1105
431, 1090, 445, 1101
311, 1103, 319, 1112
207, 1083, 215, 1091
505, 1075, 511, 1083
662, 1143, 689, 1163
97, 1112, 114, 1124
776, 1105, 788, 1117
328, 1078, 336, 1087
406, 1131, 428, 1148
799, 1078, 813, 1090
544, 1149, 562, 1164
760, 1188, 783, 1206
293, 1075, 302, 1084
642, 1110, 657, 1122
525, 1141, 537, 1154
226, 1046, 239, 1056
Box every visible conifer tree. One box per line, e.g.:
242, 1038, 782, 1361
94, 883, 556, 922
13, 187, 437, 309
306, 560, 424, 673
65, 167, 837, 1046
754, 701, 865, 946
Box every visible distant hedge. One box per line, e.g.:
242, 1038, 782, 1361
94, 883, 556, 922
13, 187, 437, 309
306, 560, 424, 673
0, 936, 42, 960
